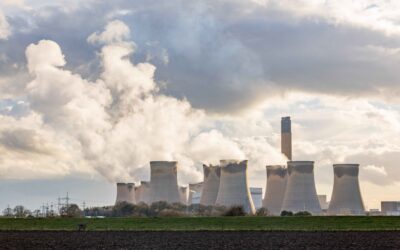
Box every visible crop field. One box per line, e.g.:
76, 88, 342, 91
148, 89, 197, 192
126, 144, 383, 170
1, 216, 400, 231
1, 217, 400, 249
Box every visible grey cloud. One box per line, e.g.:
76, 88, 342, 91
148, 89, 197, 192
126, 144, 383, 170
345, 151, 400, 186
2, 0, 400, 114
0, 128, 51, 154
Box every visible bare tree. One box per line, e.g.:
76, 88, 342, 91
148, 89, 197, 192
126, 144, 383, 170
13, 205, 31, 218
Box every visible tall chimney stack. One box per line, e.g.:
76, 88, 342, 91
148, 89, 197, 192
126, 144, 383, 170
281, 116, 292, 160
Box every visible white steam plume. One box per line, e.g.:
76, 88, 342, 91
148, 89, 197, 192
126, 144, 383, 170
3, 20, 286, 183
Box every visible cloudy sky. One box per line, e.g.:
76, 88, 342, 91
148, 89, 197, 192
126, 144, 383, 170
1, 0, 400, 210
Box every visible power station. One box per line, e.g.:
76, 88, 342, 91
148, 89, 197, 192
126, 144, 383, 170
262, 165, 287, 215
115, 183, 136, 204
281, 161, 322, 214
112, 117, 374, 216
215, 160, 256, 214
148, 161, 181, 204
200, 164, 221, 206
328, 164, 365, 215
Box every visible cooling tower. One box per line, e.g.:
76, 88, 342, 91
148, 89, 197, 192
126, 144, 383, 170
135, 186, 140, 202
179, 186, 188, 204
115, 182, 136, 204
328, 164, 365, 215
281, 161, 321, 214
250, 187, 263, 210
215, 160, 256, 214
148, 161, 181, 204
281, 117, 292, 160
200, 164, 221, 206
188, 182, 203, 205
262, 165, 287, 215
136, 181, 150, 204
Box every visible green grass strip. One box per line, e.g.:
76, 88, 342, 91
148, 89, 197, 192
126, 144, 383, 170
0, 216, 400, 231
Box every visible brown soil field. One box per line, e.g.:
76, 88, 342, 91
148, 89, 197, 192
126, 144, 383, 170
0, 231, 399, 249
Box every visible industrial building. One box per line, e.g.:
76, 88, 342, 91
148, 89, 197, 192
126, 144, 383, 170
200, 164, 221, 206
328, 164, 365, 215
215, 160, 256, 214
115, 182, 136, 204
281, 161, 322, 214
250, 187, 263, 210
281, 117, 292, 160
188, 182, 203, 205
262, 165, 287, 215
381, 201, 400, 216
148, 161, 181, 204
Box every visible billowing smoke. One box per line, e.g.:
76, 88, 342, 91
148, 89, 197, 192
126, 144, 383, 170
5, 20, 285, 183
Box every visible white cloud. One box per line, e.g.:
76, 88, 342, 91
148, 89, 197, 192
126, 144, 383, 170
364, 165, 388, 176
87, 20, 130, 45
26, 40, 66, 73
0, 10, 11, 40
0, 0, 31, 10
264, 0, 400, 36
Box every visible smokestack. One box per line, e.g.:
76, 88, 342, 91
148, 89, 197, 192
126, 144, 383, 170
135, 181, 150, 204
179, 186, 188, 205
262, 165, 288, 215
188, 182, 203, 205
281, 116, 292, 160
281, 161, 321, 214
328, 164, 365, 215
115, 182, 136, 205
215, 160, 256, 214
200, 164, 221, 206
148, 161, 181, 204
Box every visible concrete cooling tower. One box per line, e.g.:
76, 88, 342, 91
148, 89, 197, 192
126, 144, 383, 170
134, 186, 140, 201
136, 181, 150, 204
215, 160, 256, 214
200, 164, 221, 206
262, 165, 287, 215
148, 161, 181, 204
281, 161, 321, 214
188, 182, 203, 205
179, 186, 188, 205
115, 183, 136, 204
328, 164, 365, 215
250, 187, 263, 210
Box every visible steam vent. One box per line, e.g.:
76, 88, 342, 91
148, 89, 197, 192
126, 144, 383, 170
328, 164, 365, 215
200, 164, 221, 206
148, 161, 181, 204
281, 116, 292, 160
215, 160, 256, 214
262, 165, 288, 215
281, 161, 322, 214
115, 182, 136, 205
